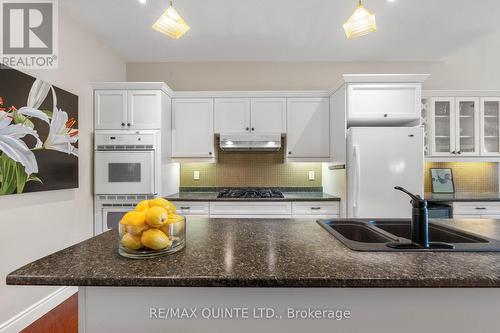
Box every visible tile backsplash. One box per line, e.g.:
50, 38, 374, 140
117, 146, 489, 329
425, 162, 498, 192
180, 145, 322, 188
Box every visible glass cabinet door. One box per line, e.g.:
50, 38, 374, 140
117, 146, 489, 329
455, 98, 479, 156
481, 98, 500, 155
430, 98, 455, 156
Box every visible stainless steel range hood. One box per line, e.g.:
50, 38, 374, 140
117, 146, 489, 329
220, 133, 282, 151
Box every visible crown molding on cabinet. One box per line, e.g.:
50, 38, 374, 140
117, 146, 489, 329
423, 90, 500, 98
91, 82, 174, 96
343, 74, 430, 83
172, 90, 331, 98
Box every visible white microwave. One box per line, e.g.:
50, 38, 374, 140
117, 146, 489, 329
94, 132, 157, 195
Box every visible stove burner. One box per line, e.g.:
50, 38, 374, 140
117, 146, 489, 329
217, 188, 284, 199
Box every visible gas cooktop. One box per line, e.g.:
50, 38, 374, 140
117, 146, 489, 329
217, 188, 284, 199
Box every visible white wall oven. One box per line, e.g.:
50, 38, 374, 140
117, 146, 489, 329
94, 131, 158, 195
95, 194, 154, 234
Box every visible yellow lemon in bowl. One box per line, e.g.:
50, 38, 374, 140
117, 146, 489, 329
122, 211, 146, 225
141, 229, 172, 250
135, 200, 150, 212
165, 201, 176, 214
121, 233, 142, 250
148, 198, 169, 209
145, 206, 168, 227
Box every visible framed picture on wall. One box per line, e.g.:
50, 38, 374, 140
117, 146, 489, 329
430, 168, 455, 193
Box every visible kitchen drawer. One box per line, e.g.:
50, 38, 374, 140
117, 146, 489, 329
209, 202, 292, 216
453, 202, 500, 215
291, 201, 340, 216
170, 201, 209, 216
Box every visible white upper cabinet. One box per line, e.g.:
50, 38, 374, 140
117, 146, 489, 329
428, 97, 480, 157
250, 98, 286, 133
347, 83, 421, 125
480, 98, 500, 156
286, 98, 330, 159
127, 90, 162, 129
454, 97, 480, 156
214, 98, 286, 134
95, 90, 162, 130
214, 98, 251, 133
172, 99, 215, 158
95, 90, 128, 129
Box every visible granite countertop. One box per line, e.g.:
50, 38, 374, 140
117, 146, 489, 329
425, 192, 500, 203
7, 218, 500, 288
165, 191, 340, 202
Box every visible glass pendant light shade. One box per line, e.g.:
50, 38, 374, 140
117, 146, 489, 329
343, 0, 377, 39
152, 1, 190, 39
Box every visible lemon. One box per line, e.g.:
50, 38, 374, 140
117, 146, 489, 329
141, 229, 172, 250
122, 211, 146, 226
145, 206, 168, 227
148, 198, 169, 209
121, 233, 142, 250
160, 220, 184, 237
167, 214, 184, 224
135, 200, 150, 212
165, 201, 176, 214
127, 224, 149, 236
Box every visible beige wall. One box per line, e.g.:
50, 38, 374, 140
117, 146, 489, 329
425, 162, 499, 193
0, 6, 126, 329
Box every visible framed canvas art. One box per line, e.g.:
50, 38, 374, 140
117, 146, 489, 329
0, 66, 78, 195
430, 168, 455, 193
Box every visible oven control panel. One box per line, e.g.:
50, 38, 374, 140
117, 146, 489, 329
95, 132, 156, 147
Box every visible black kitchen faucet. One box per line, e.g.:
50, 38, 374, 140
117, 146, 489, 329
387, 186, 454, 250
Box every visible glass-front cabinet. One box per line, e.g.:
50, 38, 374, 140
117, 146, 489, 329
455, 98, 479, 156
430, 98, 455, 156
429, 97, 480, 156
480, 98, 500, 156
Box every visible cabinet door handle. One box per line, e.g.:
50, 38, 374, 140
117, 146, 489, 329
310, 207, 322, 210
451, 151, 456, 154
246, 127, 250, 131
251, 127, 255, 131
127, 123, 131, 127
457, 151, 462, 154
475, 207, 487, 210
180, 206, 191, 210
208, 152, 213, 155
121, 123, 125, 126
288, 151, 292, 155
383, 114, 388, 118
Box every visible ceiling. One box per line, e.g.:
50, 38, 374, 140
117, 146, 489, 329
62, 0, 500, 62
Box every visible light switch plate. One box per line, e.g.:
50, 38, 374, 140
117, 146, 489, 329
308, 171, 315, 181
194, 171, 200, 180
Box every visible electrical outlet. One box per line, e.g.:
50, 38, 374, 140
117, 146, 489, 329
308, 171, 315, 181
193, 171, 200, 180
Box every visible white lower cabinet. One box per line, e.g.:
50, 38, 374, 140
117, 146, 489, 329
210, 202, 292, 218
291, 201, 340, 218
170, 201, 210, 216
453, 202, 500, 219
170, 201, 340, 218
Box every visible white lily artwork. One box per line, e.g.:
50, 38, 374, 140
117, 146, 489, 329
0, 68, 79, 195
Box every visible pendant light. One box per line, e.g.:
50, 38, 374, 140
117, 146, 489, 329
343, 0, 377, 39
152, 0, 190, 39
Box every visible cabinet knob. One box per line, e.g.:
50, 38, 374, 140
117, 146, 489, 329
246, 127, 249, 131
383, 114, 388, 118
121, 123, 125, 126
208, 152, 212, 155
451, 151, 456, 154
288, 152, 292, 155
127, 123, 131, 127
457, 151, 462, 155
251, 127, 255, 131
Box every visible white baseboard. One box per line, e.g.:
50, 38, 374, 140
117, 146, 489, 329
0, 286, 78, 333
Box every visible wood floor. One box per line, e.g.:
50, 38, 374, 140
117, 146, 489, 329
21, 293, 78, 333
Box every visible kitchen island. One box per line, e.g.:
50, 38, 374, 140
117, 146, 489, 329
7, 218, 500, 333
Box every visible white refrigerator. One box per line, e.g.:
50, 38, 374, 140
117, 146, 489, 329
346, 126, 424, 218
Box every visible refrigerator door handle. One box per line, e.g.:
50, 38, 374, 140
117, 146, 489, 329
352, 144, 361, 218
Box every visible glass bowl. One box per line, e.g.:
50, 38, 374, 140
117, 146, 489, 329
118, 215, 186, 259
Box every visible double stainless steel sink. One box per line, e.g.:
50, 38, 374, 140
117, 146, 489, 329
318, 219, 500, 252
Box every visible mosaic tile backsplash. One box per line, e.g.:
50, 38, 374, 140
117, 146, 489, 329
180, 146, 322, 188
425, 162, 498, 192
